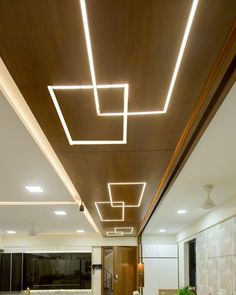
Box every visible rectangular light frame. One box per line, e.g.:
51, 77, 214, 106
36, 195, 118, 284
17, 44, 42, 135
48, 84, 129, 145
80, 0, 199, 117
95, 201, 125, 222
108, 182, 146, 208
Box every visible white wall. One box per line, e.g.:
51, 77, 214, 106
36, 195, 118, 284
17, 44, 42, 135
92, 247, 101, 295
142, 234, 176, 245
1, 233, 137, 252
142, 244, 178, 295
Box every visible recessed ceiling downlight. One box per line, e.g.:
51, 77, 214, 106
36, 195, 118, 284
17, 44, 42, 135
7, 230, 16, 234
54, 210, 66, 216
159, 229, 166, 233
177, 209, 187, 214
76, 229, 85, 233
25, 186, 43, 193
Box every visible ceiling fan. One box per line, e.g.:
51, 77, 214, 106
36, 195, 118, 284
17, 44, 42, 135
28, 225, 37, 236
202, 184, 216, 209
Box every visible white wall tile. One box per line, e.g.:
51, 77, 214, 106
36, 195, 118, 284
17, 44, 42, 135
232, 217, 236, 255
197, 259, 208, 295
233, 256, 236, 295
208, 258, 217, 295
215, 219, 232, 257
217, 256, 232, 295
197, 231, 208, 249
196, 216, 236, 295
207, 227, 216, 258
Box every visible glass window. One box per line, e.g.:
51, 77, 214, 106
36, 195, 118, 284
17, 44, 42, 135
23, 253, 91, 290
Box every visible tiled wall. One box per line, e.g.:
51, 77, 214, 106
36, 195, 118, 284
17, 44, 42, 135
197, 216, 236, 295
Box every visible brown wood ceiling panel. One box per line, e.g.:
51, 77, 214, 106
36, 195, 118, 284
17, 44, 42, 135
0, 0, 235, 235
55, 89, 124, 140
58, 149, 173, 233
111, 184, 143, 206
86, 0, 192, 112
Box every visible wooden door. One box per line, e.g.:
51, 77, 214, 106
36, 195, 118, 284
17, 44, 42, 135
113, 246, 138, 295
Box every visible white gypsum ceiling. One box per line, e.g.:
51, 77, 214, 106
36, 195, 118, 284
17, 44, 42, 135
143, 82, 236, 235
0, 89, 95, 235
0, 205, 93, 235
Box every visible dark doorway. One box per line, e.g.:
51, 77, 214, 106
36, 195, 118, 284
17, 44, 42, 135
189, 239, 196, 289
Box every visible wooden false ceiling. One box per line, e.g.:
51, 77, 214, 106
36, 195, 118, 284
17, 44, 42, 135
0, 0, 235, 236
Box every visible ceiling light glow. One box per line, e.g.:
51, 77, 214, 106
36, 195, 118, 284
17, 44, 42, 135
76, 229, 85, 233
159, 229, 166, 233
95, 182, 146, 221
108, 182, 146, 208
163, 0, 199, 113
87, 0, 199, 117
7, 230, 16, 234
95, 201, 125, 222
79, 0, 199, 117
48, 84, 128, 145
25, 186, 43, 193
80, 0, 100, 113
106, 227, 134, 236
115, 227, 133, 234
106, 231, 124, 237
48, 0, 199, 145
177, 209, 187, 214
54, 210, 67, 216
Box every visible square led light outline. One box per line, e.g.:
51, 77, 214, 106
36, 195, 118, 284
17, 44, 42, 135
80, 0, 199, 117
48, 84, 128, 145
48, 0, 199, 145
95, 201, 125, 222
106, 231, 124, 237
115, 227, 134, 235
108, 182, 146, 208
106, 226, 134, 236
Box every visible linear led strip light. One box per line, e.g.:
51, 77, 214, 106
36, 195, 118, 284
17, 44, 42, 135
106, 231, 123, 237
95, 182, 145, 222
106, 227, 134, 236
48, 84, 128, 145
95, 201, 125, 222
108, 182, 146, 208
48, 0, 199, 145
115, 227, 134, 235
80, 0, 199, 117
